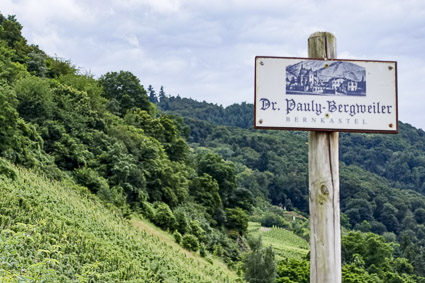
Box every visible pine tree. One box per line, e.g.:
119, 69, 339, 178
148, 85, 158, 103
159, 86, 166, 101
243, 237, 276, 283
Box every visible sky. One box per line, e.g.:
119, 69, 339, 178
2, 0, 425, 130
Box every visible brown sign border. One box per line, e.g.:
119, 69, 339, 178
254, 56, 399, 134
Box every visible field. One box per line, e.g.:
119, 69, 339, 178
248, 222, 309, 261
0, 159, 241, 282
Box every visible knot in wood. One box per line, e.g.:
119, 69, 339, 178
320, 184, 329, 195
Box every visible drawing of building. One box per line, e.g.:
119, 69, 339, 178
286, 61, 366, 97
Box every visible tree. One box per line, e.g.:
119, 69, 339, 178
415, 208, 425, 225
45, 56, 77, 78
0, 85, 18, 154
345, 198, 374, 226
148, 85, 158, 103
99, 71, 150, 116
342, 231, 393, 271
189, 173, 222, 215
153, 203, 176, 231
243, 244, 276, 283
0, 14, 30, 62
0, 15, 24, 46
182, 234, 199, 252
227, 187, 254, 212
197, 153, 237, 207
14, 76, 54, 123
158, 85, 166, 101
26, 51, 47, 77
276, 258, 309, 283
379, 203, 400, 233
173, 208, 190, 234
342, 263, 380, 283
225, 207, 248, 235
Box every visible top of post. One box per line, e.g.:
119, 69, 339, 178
308, 32, 336, 59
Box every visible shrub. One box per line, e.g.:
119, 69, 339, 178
173, 231, 182, 244
261, 212, 290, 229
140, 201, 156, 221
0, 159, 17, 180
227, 229, 239, 240
153, 203, 176, 231
174, 208, 190, 234
182, 234, 199, 252
213, 245, 224, 257
243, 245, 276, 283
190, 220, 206, 242
200, 243, 207, 257
225, 208, 248, 235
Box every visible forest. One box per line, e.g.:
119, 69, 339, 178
1, 13, 425, 282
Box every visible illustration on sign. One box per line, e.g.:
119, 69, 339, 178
286, 61, 366, 96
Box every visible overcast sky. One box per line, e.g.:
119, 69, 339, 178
2, 0, 425, 130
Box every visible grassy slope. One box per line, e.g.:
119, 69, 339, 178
0, 160, 240, 282
248, 222, 309, 261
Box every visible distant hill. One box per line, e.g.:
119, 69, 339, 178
286, 60, 365, 82
157, 96, 254, 130
158, 96, 425, 194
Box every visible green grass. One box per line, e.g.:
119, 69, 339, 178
248, 222, 309, 261
0, 160, 242, 282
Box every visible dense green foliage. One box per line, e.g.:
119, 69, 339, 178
272, 231, 425, 282
243, 236, 276, 283
155, 94, 425, 280
157, 95, 254, 130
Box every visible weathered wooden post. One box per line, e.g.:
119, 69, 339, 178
255, 30, 398, 283
308, 32, 341, 283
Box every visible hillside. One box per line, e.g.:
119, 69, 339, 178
248, 222, 309, 261
0, 159, 240, 282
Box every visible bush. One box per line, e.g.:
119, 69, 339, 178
227, 229, 239, 240
225, 208, 248, 235
140, 201, 156, 221
243, 245, 276, 283
174, 208, 190, 234
182, 234, 199, 252
190, 220, 206, 242
0, 159, 17, 180
74, 167, 108, 193
276, 258, 309, 283
213, 245, 224, 257
200, 243, 207, 257
153, 203, 176, 231
173, 231, 182, 244
261, 212, 290, 229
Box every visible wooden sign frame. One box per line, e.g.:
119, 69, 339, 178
254, 56, 398, 134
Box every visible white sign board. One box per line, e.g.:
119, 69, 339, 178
255, 56, 398, 133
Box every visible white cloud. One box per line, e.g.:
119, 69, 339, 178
140, 0, 183, 14
2, 0, 425, 129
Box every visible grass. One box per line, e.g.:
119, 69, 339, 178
0, 159, 242, 282
130, 217, 236, 276
248, 222, 309, 261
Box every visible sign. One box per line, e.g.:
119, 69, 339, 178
255, 56, 398, 133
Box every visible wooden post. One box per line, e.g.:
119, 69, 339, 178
308, 32, 341, 283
